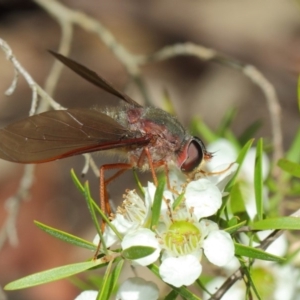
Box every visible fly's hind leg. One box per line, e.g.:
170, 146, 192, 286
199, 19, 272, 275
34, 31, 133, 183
94, 163, 132, 258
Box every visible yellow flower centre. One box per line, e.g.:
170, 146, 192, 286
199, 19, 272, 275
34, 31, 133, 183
164, 221, 201, 255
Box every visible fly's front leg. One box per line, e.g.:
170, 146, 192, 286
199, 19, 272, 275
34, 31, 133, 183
137, 147, 158, 186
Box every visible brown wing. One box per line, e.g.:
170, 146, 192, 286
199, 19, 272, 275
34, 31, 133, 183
0, 109, 150, 163
49, 51, 142, 108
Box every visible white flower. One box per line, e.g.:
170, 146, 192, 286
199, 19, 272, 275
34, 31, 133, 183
203, 230, 235, 266
92, 151, 237, 288
159, 255, 202, 287
185, 178, 223, 219
116, 277, 159, 300
121, 228, 160, 266
74, 290, 97, 300
158, 210, 234, 287
95, 187, 153, 248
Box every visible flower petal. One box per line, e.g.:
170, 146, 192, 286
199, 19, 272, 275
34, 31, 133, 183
102, 214, 138, 248
185, 179, 222, 219
206, 139, 237, 170
207, 162, 238, 192
116, 277, 159, 300
203, 230, 234, 266
74, 290, 97, 300
121, 228, 160, 266
159, 255, 202, 287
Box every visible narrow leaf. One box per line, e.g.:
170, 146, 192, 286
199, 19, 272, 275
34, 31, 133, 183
286, 128, 300, 163
252, 217, 300, 230
230, 182, 247, 215
110, 259, 124, 295
226, 139, 254, 190
5, 260, 104, 290
164, 290, 179, 300
34, 221, 96, 251
70, 169, 85, 194
132, 169, 145, 197
97, 260, 114, 300
151, 177, 165, 228
277, 158, 300, 178
172, 192, 185, 210
235, 243, 285, 262
83, 182, 107, 253
225, 220, 247, 234
122, 246, 155, 260
254, 138, 264, 220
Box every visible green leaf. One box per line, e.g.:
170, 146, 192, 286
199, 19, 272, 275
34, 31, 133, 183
110, 259, 124, 295
225, 220, 247, 234
132, 169, 145, 197
277, 158, 300, 178
254, 138, 264, 220
5, 260, 105, 290
151, 177, 165, 228
122, 246, 156, 260
286, 128, 300, 163
164, 290, 179, 300
235, 243, 285, 262
97, 260, 114, 300
172, 192, 185, 210
239, 260, 261, 299
70, 169, 85, 194
226, 139, 254, 190
34, 221, 97, 251
83, 182, 108, 253
252, 217, 300, 230
230, 182, 247, 215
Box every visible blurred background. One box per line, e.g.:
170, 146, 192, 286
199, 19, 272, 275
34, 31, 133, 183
0, 0, 300, 299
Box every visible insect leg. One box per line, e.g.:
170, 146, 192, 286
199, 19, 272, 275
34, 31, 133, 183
137, 147, 158, 186
99, 163, 132, 216
195, 162, 235, 178
94, 163, 132, 258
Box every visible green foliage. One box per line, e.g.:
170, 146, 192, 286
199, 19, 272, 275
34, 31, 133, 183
150, 176, 165, 228
122, 246, 156, 260
34, 221, 97, 251
234, 243, 285, 262
5, 260, 105, 290
254, 138, 264, 220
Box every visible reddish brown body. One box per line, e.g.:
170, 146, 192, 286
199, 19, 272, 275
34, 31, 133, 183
0, 52, 211, 177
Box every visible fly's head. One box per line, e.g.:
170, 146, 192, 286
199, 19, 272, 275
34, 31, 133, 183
177, 137, 212, 177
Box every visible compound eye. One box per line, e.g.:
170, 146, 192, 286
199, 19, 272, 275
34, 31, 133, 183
180, 139, 204, 173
